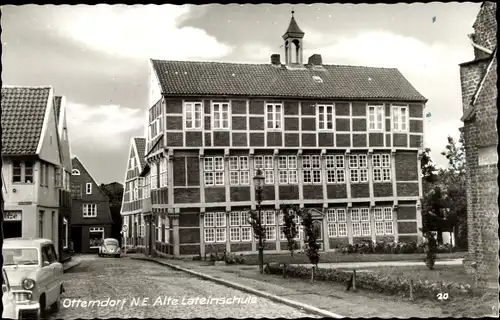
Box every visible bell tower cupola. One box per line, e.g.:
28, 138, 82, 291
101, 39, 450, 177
282, 10, 305, 65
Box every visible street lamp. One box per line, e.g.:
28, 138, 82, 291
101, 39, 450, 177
253, 168, 265, 274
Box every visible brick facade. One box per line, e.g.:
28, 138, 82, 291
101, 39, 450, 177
459, 2, 498, 283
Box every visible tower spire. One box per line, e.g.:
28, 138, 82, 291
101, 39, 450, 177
282, 10, 305, 65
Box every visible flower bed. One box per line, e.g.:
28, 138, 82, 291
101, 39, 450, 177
265, 263, 476, 301
338, 241, 460, 255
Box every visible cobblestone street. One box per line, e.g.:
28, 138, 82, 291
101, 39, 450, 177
50, 255, 315, 319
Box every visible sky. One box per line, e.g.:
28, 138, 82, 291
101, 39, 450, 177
2, 3, 482, 184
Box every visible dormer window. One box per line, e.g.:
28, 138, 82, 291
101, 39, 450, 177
72, 169, 81, 175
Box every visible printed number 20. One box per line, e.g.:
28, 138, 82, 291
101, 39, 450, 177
437, 293, 449, 300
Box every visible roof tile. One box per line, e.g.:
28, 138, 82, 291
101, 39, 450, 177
1, 87, 51, 155
151, 60, 426, 102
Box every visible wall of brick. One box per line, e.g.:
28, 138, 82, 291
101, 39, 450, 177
471, 2, 497, 58
395, 152, 418, 181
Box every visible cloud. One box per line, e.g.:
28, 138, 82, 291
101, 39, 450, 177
66, 100, 144, 150
56, 4, 233, 60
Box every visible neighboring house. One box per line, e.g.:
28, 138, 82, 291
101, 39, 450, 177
54, 95, 73, 261
70, 157, 113, 253
459, 2, 497, 281
1, 86, 72, 260
120, 137, 148, 249
127, 13, 427, 258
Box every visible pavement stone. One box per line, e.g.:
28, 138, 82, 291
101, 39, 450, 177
49, 254, 314, 319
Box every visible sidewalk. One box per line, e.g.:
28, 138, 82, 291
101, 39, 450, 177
129, 254, 443, 318
293, 258, 463, 269
63, 255, 82, 272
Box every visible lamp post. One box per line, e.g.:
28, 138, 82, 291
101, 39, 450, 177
253, 168, 265, 274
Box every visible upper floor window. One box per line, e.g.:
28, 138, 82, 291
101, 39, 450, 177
55, 167, 63, 188
229, 156, 249, 186
254, 155, 274, 184
368, 105, 384, 131
184, 102, 202, 130
72, 169, 80, 175
302, 155, 321, 184
212, 102, 230, 130
326, 155, 345, 184
12, 161, 34, 184
130, 157, 135, 170
149, 102, 163, 140
159, 158, 168, 188
266, 103, 283, 129
318, 105, 334, 130
392, 106, 408, 132
85, 182, 92, 195
83, 203, 97, 218
372, 154, 391, 182
278, 156, 298, 185
349, 154, 368, 183
204, 157, 224, 186
151, 162, 158, 190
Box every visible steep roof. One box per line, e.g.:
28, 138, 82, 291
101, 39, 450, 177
133, 137, 147, 169
151, 60, 427, 102
1, 86, 52, 155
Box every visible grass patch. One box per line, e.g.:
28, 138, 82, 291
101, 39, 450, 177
344, 264, 475, 286
239, 251, 466, 265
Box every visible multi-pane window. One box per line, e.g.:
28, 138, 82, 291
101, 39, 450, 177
145, 174, 151, 199
212, 102, 230, 129
327, 209, 347, 237
184, 102, 203, 129
368, 105, 384, 131
12, 161, 34, 184
278, 156, 298, 184
372, 154, 391, 182
148, 102, 163, 139
229, 156, 250, 186
151, 162, 158, 189
229, 211, 252, 242
326, 155, 345, 184
351, 208, 371, 236
374, 207, 394, 235
278, 210, 301, 240
204, 212, 226, 243
392, 106, 408, 132
263, 210, 277, 240
254, 155, 274, 184
266, 103, 283, 129
83, 204, 97, 218
318, 104, 334, 130
349, 154, 368, 183
302, 155, 322, 184
159, 157, 168, 188
204, 157, 224, 186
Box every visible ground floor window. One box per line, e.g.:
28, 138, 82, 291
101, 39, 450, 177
229, 211, 252, 242
327, 208, 348, 237
3, 211, 22, 239
89, 227, 104, 248
374, 207, 394, 235
204, 212, 226, 243
62, 218, 68, 249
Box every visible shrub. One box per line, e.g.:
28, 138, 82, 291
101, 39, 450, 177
421, 230, 437, 269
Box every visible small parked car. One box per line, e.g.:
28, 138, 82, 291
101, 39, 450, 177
3, 267, 40, 319
98, 238, 121, 258
3, 238, 64, 319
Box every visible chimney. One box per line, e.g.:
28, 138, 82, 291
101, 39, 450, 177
271, 54, 281, 65
308, 54, 323, 66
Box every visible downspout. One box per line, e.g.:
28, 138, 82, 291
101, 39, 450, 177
468, 34, 493, 55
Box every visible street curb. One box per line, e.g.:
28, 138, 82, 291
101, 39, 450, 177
63, 260, 81, 273
131, 257, 343, 319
